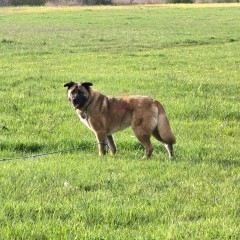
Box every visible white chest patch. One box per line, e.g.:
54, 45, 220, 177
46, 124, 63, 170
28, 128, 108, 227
79, 115, 92, 130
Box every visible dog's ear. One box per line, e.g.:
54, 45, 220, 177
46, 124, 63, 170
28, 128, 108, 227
64, 82, 75, 89
81, 82, 93, 91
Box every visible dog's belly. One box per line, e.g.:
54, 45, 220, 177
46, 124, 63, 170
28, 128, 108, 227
107, 124, 130, 135
107, 116, 132, 135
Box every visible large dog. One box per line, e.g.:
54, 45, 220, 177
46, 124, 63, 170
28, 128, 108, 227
64, 82, 176, 158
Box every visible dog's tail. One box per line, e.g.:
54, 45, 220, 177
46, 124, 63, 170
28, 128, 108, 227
156, 102, 176, 144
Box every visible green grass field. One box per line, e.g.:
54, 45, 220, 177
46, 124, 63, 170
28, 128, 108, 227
0, 4, 240, 239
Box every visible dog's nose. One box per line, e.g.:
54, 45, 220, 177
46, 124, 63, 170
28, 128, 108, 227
72, 97, 78, 104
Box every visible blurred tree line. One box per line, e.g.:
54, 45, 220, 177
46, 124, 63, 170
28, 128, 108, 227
0, 0, 111, 5
0, 0, 238, 6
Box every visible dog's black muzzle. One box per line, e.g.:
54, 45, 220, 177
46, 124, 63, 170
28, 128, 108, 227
72, 95, 87, 109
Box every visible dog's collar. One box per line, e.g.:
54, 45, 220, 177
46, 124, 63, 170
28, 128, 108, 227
80, 92, 94, 114
80, 110, 89, 120
78, 90, 101, 118
78, 95, 92, 120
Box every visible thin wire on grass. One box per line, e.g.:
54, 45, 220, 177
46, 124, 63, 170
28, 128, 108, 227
0, 142, 109, 162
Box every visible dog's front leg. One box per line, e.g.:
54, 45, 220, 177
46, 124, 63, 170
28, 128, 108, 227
95, 131, 107, 156
107, 135, 117, 155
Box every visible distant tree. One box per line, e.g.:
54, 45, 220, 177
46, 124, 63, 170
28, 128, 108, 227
95, 0, 112, 4
10, 0, 46, 5
169, 0, 193, 2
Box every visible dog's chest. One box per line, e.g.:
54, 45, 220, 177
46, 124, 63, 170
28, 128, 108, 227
80, 117, 92, 130
77, 111, 92, 130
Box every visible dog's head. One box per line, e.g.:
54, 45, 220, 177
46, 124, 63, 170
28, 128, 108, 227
64, 81, 93, 110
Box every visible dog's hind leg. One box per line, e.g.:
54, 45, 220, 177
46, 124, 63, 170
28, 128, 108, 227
131, 116, 154, 158
152, 129, 174, 158
164, 143, 174, 158
136, 134, 153, 158
132, 129, 153, 158
107, 135, 117, 155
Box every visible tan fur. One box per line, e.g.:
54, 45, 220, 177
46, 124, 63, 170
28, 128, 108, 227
65, 82, 176, 158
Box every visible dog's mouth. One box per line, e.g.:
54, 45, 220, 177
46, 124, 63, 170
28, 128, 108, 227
72, 100, 84, 110
72, 102, 80, 110
71, 95, 87, 110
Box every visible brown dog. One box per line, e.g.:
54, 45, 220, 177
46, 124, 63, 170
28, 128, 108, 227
64, 82, 176, 158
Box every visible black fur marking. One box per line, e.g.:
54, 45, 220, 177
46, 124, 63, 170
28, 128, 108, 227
74, 95, 88, 109
81, 82, 93, 92
64, 82, 75, 89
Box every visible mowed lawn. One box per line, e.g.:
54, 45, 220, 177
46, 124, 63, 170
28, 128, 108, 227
0, 4, 240, 239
